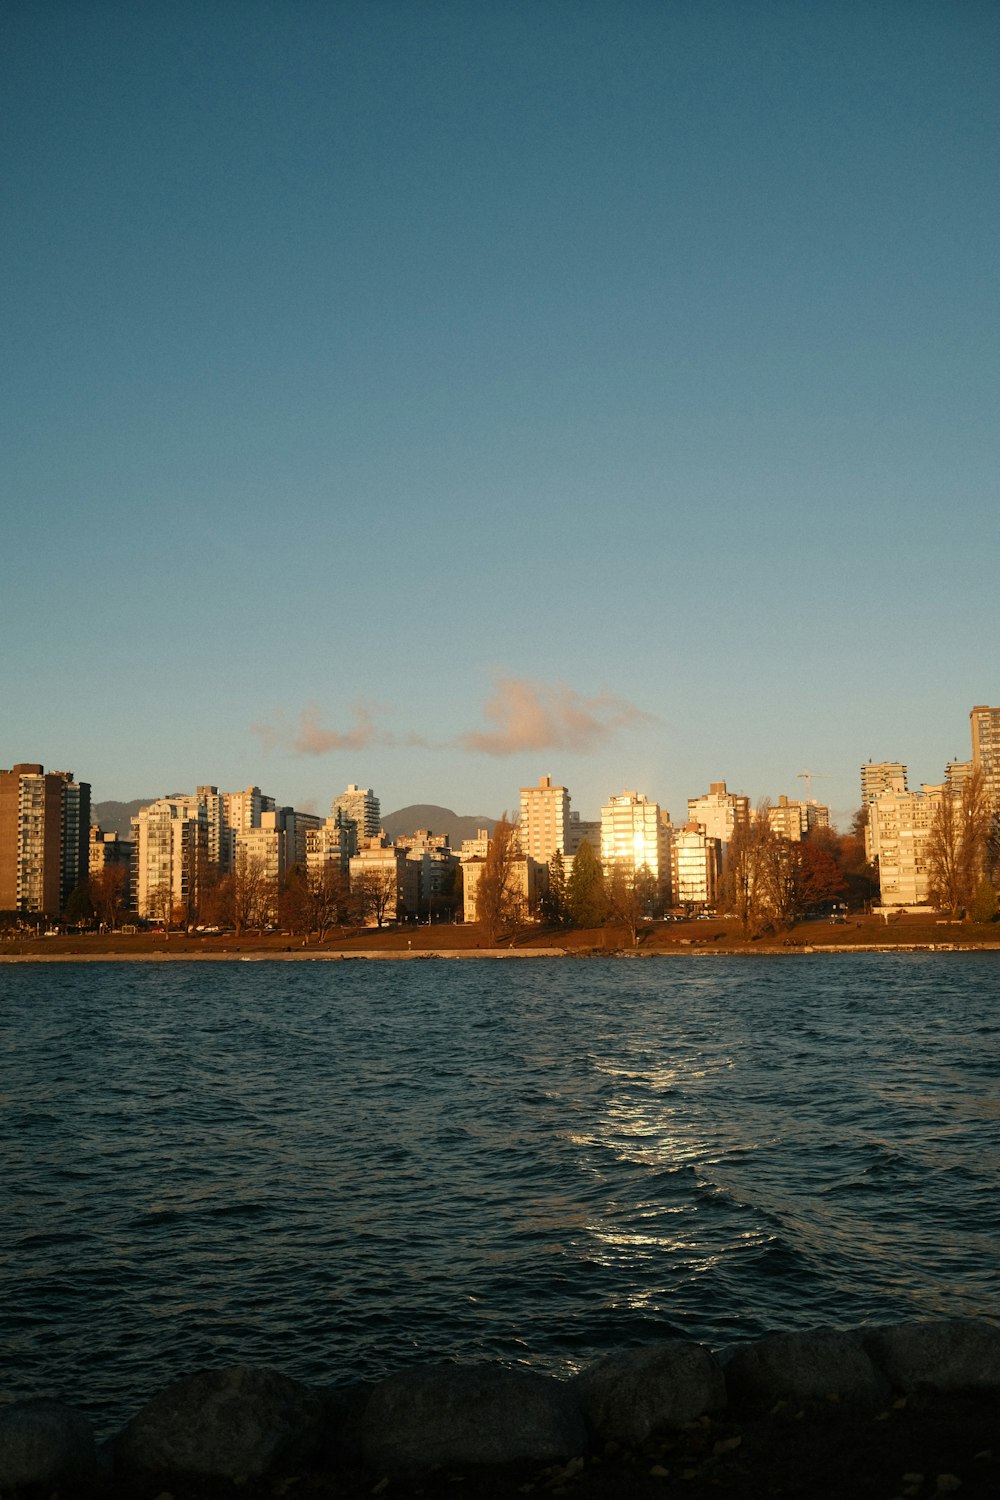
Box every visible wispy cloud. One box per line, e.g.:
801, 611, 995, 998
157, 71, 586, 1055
460, 674, 655, 756
251, 701, 431, 756
252, 677, 651, 761
294, 701, 378, 754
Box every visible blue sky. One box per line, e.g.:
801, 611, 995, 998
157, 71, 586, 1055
3, 1, 997, 829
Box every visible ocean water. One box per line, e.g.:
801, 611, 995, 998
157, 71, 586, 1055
1, 954, 998, 1436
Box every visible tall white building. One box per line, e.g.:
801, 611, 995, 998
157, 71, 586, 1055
331, 784, 381, 855
687, 782, 749, 846
132, 795, 208, 921
866, 784, 943, 906
767, 795, 831, 842
306, 817, 350, 880
519, 775, 570, 864
133, 783, 284, 919
670, 825, 721, 909
600, 790, 665, 880
860, 761, 908, 805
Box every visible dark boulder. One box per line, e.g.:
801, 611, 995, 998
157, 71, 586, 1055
864, 1317, 1000, 1393
725, 1327, 889, 1407
575, 1340, 726, 1444
114, 1365, 323, 1480
0, 1399, 96, 1488
361, 1363, 588, 1474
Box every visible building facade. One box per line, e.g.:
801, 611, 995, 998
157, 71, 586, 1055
331, 784, 381, 855
687, 782, 749, 846
519, 775, 571, 864
767, 795, 831, 842
461, 854, 546, 925
349, 835, 418, 924
458, 828, 491, 861
567, 812, 602, 855
394, 829, 458, 913
0, 763, 91, 914
669, 824, 722, 910
860, 761, 908, 805
132, 796, 209, 921
600, 790, 665, 880
866, 784, 943, 906
970, 705, 1000, 808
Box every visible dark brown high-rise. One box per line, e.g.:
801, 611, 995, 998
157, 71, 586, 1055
0, 763, 91, 914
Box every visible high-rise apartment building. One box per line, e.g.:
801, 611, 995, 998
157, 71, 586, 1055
132, 796, 209, 921
0, 763, 91, 914
600, 790, 665, 880
566, 811, 602, 856
687, 782, 749, 846
331, 784, 380, 855
867, 784, 943, 907
767, 795, 831, 842
970, 705, 1000, 807
519, 775, 570, 864
945, 760, 974, 794
860, 761, 908, 805
670, 825, 721, 910
133, 783, 292, 919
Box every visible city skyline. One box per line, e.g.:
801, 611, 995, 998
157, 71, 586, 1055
4, 4, 997, 829
5, 697, 993, 836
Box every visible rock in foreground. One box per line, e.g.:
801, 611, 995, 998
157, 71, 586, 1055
0, 1399, 96, 1488
725, 1327, 889, 1407
865, 1317, 1000, 1393
575, 1339, 726, 1444
361, 1364, 588, 1474
114, 1365, 322, 1480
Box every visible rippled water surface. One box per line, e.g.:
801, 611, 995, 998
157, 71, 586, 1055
2, 955, 998, 1434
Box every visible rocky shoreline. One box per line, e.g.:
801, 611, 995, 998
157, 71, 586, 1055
3, 1319, 998, 1497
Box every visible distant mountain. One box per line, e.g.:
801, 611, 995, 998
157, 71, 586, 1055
380, 804, 497, 846
92, 799, 156, 839
92, 798, 498, 847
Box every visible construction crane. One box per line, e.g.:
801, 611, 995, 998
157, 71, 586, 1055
797, 769, 831, 801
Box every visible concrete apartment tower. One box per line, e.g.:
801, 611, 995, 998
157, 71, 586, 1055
687, 782, 749, 846
600, 789, 665, 879
860, 761, 908, 804
0, 763, 91, 915
519, 775, 570, 864
970, 705, 1000, 807
331, 784, 381, 856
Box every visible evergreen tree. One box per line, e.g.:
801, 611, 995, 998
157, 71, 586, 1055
539, 848, 567, 928
567, 839, 607, 928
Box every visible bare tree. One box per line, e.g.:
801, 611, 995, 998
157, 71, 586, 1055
928, 768, 994, 916
149, 879, 174, 928
718, 802, 789, 937
475, 814, 524, 944
353, 866, 398, 928
309, 865, 350, 939
90, 865, 128, 930
762, 836, 798, 929
232, 849, 270, 935
605, 861, 657, 946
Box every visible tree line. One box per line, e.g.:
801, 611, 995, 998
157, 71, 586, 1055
474, 809, 880, 945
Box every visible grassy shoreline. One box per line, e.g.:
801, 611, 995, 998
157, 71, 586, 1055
4, 912, 1000, 962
